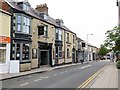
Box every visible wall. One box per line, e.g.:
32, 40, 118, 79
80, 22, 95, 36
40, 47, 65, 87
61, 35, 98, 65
0, 10, 11, 74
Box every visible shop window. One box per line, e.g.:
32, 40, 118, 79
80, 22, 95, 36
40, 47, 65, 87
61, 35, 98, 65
22, 44, 29, 60
0, 44, 6, 63
55, 46, 62, 58
16, 43, 20, 60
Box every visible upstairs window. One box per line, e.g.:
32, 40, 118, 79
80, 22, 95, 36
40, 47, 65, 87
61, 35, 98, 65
38, 25, 48, 37
23, 16, 30, 34
23, 4, 29, 11
17, 15, 22, 32
73, 35, 75, 43
56, 28, 62, 41
16, 14, 31, 34
67, 33, 69, 42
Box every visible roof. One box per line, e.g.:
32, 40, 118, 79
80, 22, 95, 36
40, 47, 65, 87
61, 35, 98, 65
5, 0, 76, 34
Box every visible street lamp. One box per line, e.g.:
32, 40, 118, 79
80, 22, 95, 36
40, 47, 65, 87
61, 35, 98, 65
87, 34, 93, 63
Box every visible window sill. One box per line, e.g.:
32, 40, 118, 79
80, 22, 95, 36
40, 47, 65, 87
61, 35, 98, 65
43, 36, 49, 38
66, 42, 71, 44
15, 32, 32, 37
67, 57, 71, 59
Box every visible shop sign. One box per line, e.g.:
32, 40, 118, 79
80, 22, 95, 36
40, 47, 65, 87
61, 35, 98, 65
0, 36, 10, 43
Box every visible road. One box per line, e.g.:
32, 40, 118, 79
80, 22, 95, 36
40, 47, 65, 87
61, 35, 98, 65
2, 60, 111, 89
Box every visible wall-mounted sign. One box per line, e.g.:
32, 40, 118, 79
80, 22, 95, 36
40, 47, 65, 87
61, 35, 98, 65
0, 36, 10, 43
32, 48, 37, 59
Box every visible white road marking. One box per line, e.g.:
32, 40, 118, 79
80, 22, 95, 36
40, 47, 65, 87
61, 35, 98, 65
34, 79, 42, 82
40, 76, 49, 79
53, 73, 58, 76
60, 72, 64, 74
81, 65, 92, 69
28, 75, 31, 77
20, 82, 29, 86
65, 71, 68, 73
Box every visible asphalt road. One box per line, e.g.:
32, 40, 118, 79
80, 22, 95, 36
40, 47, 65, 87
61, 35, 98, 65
2, 60, 111, 89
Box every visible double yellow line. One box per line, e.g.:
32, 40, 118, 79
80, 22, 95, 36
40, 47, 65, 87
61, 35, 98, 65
76, 66, 106, 90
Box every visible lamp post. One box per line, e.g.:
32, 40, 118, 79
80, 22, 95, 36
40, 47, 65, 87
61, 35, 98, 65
87, 34, 93, 63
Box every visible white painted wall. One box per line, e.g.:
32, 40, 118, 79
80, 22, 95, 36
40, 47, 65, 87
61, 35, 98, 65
0, 43, 10, 74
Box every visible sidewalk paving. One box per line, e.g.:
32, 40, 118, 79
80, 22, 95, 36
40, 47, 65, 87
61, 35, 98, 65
88, 63, 119, 89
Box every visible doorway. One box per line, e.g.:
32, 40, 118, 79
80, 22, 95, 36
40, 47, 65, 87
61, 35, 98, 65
40, 50, 49, 65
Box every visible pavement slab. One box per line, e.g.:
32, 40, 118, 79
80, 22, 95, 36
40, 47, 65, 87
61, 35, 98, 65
90, 64, 118, 88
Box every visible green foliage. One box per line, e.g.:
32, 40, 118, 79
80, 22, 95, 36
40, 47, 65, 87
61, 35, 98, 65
98, 44, 109, 56
104, 26, 120, 52
116, 60, 120, 69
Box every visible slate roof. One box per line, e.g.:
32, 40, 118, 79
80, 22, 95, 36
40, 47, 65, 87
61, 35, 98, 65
5, 0, 77, 34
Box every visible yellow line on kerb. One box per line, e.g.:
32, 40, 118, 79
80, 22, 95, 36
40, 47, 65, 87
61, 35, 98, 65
76, 66, 106, 90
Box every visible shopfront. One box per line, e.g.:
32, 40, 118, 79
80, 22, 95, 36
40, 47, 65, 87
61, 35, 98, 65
0, 36, 10, 74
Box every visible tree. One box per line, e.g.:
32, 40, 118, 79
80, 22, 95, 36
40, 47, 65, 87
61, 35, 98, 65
104, 26, 120, 60
98, 44, 109, 57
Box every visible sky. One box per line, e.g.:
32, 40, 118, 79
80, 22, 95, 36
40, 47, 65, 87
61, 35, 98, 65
26, 0, 118, 48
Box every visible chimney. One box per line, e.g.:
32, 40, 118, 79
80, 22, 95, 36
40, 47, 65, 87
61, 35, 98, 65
36, 3, 48, 15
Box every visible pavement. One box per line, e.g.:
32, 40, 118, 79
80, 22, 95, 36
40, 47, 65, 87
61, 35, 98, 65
86, 63, 119, 89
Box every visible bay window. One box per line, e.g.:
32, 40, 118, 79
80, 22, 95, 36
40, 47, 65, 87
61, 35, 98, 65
56, 28, 62, 41
17, 15, 22, 32
16, 14, 31, 34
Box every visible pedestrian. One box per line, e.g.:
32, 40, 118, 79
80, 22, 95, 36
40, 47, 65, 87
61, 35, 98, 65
80, 60, 84, 64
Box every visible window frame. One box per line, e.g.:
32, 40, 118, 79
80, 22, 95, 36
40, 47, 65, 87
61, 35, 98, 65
55, 46, 62, 58
67, 33, 69, 42
55, 28, 62, 41
0, 44, 6, 63
16, 14, 31, 34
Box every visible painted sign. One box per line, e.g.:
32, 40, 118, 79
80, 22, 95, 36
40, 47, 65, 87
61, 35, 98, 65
0, 36, 10, 43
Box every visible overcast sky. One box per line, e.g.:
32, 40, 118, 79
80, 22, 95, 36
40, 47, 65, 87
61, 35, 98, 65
27, 0, 118, 48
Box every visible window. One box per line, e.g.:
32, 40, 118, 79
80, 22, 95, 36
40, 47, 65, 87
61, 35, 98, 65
22, 44, 29, 60
38, 26, 48, 37
16, 14, 31, 34
16, 43, 20, 60
67, 33, 69, 42
73, 35, 75, 43
15, 43, 30, 62
0, 44, 6, 63
55, 46, 62, 58
23, 16, 30, 34
23, 4, 29, 11
67, 49, 69, 58
44, 26, 48, 37
56, 28, 62, 41
17, 15, 22, 32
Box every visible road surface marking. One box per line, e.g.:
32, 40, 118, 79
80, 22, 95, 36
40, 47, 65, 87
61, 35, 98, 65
40, 76, 49, 79
34, 79, 42, 82
65, 71, 68, 73
53, 73, 58, 76
60, 72, 64, 74
20, 82, 29, 86
28, 75, 31, 77
77, 66, 106, 89
81, 65, 91, 69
